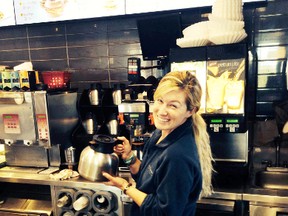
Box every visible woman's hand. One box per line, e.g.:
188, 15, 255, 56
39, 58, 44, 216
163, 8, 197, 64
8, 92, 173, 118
114, 136, 133, 160
102, 172, 128, 190
103, 172, 147, 207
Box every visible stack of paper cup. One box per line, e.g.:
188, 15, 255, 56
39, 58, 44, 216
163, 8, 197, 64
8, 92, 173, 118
210, 0, 244, 21
176, 21, 210, 48
175, 0, 247, 48
208, 0, 247, 45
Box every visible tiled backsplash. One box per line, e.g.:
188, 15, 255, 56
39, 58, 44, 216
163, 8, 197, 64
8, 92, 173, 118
254, 0, 288, 118
0, 0, 288, 118
0, 17, 152, 91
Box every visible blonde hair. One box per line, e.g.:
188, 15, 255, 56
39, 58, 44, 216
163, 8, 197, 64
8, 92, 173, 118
154, 71, 214, 198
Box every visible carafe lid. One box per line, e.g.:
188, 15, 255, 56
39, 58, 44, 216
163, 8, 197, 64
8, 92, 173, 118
93, 134, 114, 144
89, 134, 115, 154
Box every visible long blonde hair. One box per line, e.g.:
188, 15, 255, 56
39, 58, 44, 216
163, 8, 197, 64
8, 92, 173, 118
154, 71, 214, 198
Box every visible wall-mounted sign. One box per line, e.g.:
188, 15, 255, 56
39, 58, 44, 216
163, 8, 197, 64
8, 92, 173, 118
14, 0, 125, 25
0, 0, 16, 27
1, 0, 267, 26
126, 0, 266, 15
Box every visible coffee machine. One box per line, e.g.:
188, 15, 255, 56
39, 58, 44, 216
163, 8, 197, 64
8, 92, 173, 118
0, 90, 78, 170
118, 101, 150, 160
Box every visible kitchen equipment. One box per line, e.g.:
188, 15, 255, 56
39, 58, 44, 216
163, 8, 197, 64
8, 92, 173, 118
118, 101, 150, 162
123, 88, 135, 101
41, 71, 71, 89
64, 146, 76, 169
88, 83, 102, 105
118, 101, 149, 144
247, 194, 288, 216
196, 197, 246, 216
53, 184, 125, 216
78, 134, 119, 181
112, 84, 122, 105
127, 57, 141, 82
82, 112, 98, 135
170, 44, 248, 154
137, 13, 182, 61
106, 113, 118, 136
0, 90, 78, 168
170, 43, 250, 188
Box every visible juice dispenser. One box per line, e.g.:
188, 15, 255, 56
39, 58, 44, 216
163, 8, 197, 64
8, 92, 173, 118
170, 43, 250, 188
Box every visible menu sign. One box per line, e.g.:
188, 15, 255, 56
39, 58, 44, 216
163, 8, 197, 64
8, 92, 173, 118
126, 0, 214, 14
126, 0, 266, 15
0, 0, 16, 26
14, 0, 125, 25
1, 0, 267, 26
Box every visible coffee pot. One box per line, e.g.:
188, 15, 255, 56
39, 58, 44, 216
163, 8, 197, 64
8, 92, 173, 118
78, 134, 119, 181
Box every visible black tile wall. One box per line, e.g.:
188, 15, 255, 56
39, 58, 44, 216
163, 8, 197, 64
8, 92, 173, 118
0, 0, 288, 119
67, 33, 108, 46
0, 26, 27, 39
0, 38, 28, 50
254, 0, 288, 118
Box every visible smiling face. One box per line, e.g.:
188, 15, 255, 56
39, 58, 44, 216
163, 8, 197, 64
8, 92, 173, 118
153, 89, 193, 137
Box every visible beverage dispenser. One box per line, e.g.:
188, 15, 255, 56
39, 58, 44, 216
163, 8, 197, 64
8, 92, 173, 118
170, 43, 249, 188
0, 89, 78, 169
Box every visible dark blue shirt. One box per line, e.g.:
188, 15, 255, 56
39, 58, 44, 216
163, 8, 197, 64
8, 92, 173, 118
130, 118, 202, 216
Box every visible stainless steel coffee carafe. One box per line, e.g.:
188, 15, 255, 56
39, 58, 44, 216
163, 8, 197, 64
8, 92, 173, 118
112, 84, 122, 105
106, 113, 119, 136
89, 83, 102, 105
78, 134, 119, 181
82, 112, 97, 135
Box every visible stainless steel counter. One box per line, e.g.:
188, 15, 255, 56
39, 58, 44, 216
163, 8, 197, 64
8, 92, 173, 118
1, 166, 288, 215
0, 166, 119, 189
0, 166, 126, 216
243, 193, 288, 206
1, 166, 288, 201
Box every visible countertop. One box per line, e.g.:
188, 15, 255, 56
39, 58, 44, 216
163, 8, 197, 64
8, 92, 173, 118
0, 166, 288, 205
0, 166, 121, 189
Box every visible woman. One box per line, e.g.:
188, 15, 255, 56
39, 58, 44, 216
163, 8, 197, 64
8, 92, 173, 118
103, 71, 214, 216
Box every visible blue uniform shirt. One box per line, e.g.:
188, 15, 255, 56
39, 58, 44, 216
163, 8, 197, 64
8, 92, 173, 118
130, 118, 202, 216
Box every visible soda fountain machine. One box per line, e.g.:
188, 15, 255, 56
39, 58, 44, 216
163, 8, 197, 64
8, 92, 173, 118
170, 43, 250, 188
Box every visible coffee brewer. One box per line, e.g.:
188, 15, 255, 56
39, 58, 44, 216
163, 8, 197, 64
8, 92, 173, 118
118, 101, 150, 160
0, 90, 78, 169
